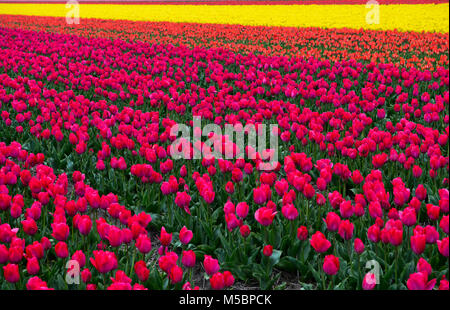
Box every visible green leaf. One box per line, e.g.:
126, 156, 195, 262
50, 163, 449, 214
350, 188, 360, 195
195, 244, 215, 255
277, 256, 302, 272
211, 207, 222, 223
334, 278, 348, 290
162, 277, 169, 290
302, 244, 311, 262
274, 282, 287, 290
269, 249, 282, 266
308, 262, 321, 282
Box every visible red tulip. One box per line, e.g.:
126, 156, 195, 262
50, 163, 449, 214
426, 204, 440, 221
415, 184, 427, 201
362, 273, 377, 290
0, 244, 8, 264
81, 268, 92, 283
135, 234, 152, 254
40, 237, 51, 250
263, 245, 273, 257
368, 201, 383, 219
281, 204, 298, 221
8, 246, 23, 264
159, 227, 172, 247
407, 272, 436, 290
323, 255, 339, 276
367, 224, 380, 243
324, 212, 340, 232
26, 276, 52, 290
182, 250, 196, 268
254, 206, 277, 226
51, 222, 69, 241
236, 202, 249, 218
203, 255, 220, 275
55, 242, 69, 258
339, 200, 353, 218
106, 226, 123, 247
310, 231, 331, 253
223, 271, 235, 287
412, 165, 422, 178
253, 187, 267, 205
210, 272, 225, 290
388, 228, 403, 246
90, 250, 118, 274
134, 261, 149, 282
437, 237, 449, 257
410, 234, 426, 255
440, 215, 449, 234
71, 250, 86, 268
179, 226, 193, 244
275, 179, 289, 196
168, 265, 183, 284
3, 264, 20, 283
77, 215, 92, 236
239, 225, 251, 238
26, 256, 40, 275
158, 252, 178, 273
372, 153, 387, 168
175, 191, 191, 212
399, 207, 416, 227
424, 225, 440, 244
439, 276, 449, 290
225, 181, 235, 194
351, 170, 364, 184
21, 218, 38, 235
297, 226, 308, 241
338, 220, 354, 240
303, 183, 315, 199
417, 258, 432, 276
231, 168, 243, 183
354, 238, 365, 254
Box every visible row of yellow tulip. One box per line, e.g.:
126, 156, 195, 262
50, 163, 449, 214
0, 3, 448, 33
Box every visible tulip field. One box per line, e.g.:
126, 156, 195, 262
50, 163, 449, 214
0, 1, 449, 291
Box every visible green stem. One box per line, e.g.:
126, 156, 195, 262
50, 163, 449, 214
357, 255, 361, 290
264, 227, 269, 245
395, 246, 399, 286
129, 248, 136, 277
318, 256, 325, 290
